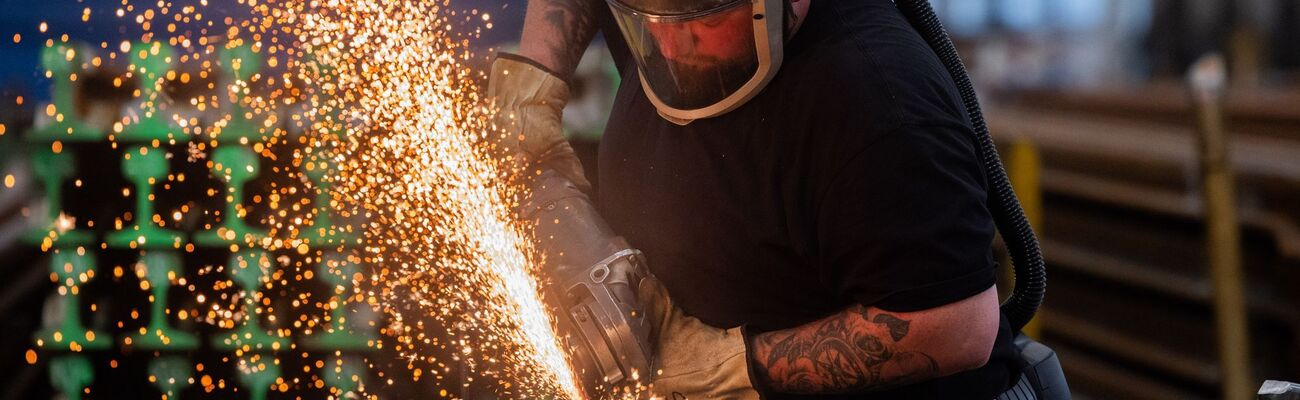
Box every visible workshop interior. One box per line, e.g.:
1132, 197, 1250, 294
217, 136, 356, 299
1, 0, 1299, 399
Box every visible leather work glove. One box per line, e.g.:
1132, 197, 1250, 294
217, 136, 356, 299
487, 53, 592, 192
638, 276, 761, 399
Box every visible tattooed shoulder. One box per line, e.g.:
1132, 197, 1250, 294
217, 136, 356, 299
540, 0, 602, 79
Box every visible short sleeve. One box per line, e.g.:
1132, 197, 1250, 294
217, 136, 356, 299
817, 123, 997, 312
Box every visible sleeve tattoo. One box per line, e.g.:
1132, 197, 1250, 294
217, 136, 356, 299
520, 0, 603, 81
751, 306, 941, 393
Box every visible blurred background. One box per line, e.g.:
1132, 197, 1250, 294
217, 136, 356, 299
1, 0, 1299, 399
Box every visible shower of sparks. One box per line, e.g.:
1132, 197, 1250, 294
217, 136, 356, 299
19, 0, 595, 398
263, 1, 586, 398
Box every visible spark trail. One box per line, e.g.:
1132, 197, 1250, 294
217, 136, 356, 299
27, 0, 590, 396
283, 1, 585, 398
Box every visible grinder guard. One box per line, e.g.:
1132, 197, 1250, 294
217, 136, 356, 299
521, 169, 654, 397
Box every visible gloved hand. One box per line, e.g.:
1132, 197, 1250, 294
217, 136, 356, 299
638, 276, 761, 399
521, 170, 654, 397
487, 53, 591, 192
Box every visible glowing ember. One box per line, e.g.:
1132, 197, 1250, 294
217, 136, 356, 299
54, 212, 76, 233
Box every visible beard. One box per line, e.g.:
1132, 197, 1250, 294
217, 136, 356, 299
640, 52, 759, 110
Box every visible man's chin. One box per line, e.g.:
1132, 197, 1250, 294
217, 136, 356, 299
666, 56, 730, 70
643, 57, 757, 108
665, 60, 707, 70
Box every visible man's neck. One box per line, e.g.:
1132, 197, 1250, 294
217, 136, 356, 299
788, 0, 812, 38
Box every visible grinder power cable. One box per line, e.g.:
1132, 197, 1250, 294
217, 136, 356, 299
893, 1, 1066, 398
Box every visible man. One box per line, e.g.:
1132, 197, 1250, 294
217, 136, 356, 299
490, 0, 1021, 398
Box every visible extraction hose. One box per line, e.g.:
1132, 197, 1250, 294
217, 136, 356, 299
894, 0, 1046, 332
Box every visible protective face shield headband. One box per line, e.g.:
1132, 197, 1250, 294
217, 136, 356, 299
607, 0, 785, 125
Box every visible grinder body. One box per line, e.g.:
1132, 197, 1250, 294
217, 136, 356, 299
521, 169, 654, 397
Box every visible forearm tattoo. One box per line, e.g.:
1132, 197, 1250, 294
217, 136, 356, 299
752, 306, 940, 393
522, 0, 603, 81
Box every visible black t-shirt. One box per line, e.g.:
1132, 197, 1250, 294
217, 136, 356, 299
596, 1, 1020, 398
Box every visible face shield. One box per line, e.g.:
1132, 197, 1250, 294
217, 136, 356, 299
607, 0, 785, 125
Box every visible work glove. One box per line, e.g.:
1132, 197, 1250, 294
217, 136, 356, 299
521, 170, 654, 397
487, 53, 592, 192
638, 276, 761, 399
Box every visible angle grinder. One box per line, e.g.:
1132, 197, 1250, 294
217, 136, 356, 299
520, 169, 654, 398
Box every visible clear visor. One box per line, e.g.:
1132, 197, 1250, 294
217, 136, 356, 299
609, 0, 761, 111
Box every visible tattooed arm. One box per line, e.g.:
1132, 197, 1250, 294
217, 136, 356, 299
517, 0, 605, 82
750, 286, 1001, 394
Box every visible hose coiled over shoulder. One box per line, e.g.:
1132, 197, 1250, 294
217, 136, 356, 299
894, 0, 1047, 331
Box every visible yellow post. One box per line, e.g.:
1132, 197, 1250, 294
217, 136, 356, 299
1007, 136, 1043, 339
1189, 53, 1253, 400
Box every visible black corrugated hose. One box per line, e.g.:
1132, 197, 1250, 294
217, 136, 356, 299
894, 0, 1047, 332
